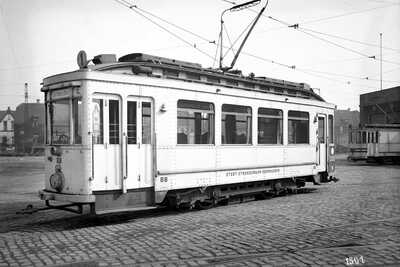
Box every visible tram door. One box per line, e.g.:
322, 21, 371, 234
125, 96, 153, 189
316, 115, 327, 172
92, 95, 122, 191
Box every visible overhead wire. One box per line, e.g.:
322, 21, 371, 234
299, 68, 400, 83
114, 0, 296, 70
299, 27, 400, 53
248, 1, 400, 34
266, 15, 400, 66
300, 2, 400, 25
113, 0, 215, 60
133, 4, 215, 44
112, 0, 398, 89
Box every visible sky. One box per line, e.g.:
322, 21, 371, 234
0, 0, 399, 111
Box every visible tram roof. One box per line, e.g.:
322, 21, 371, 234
87, 53, 325, 102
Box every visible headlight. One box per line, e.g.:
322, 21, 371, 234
49, 172, 65, 192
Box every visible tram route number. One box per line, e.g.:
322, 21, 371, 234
345, 255, 365, 266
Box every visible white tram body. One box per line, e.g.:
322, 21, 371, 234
39, 53, 336, 213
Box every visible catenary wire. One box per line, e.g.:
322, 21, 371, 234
266, 15, 400, 66
299, 27, 400, 53
113, 0, 215, 60
111, 0, 398, 88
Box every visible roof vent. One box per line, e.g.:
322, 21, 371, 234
93, 54, 117, 65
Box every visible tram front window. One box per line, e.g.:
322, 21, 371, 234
48, 98, 82, 145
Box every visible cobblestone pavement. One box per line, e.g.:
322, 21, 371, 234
0, 156, 399, 266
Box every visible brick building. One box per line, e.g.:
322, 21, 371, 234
360, 86, 400, 126
0, 107, 15, 151
14, 102, 45, 154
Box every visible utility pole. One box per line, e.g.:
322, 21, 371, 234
380, 33, 382, 91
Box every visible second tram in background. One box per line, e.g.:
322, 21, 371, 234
38, 52, 337, 214
348, 124, 400, 163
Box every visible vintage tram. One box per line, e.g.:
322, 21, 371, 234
348, 124, 400, 163
39, 52, 336, 214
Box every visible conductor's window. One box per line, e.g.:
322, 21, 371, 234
328, 115, 334, 144
92, 99, 104, 144
258, 108, 282, 145
127, 101, 137, 144
142, 102, 152, 144
222, 104, 252, 145
288, 111, 309, 144
109, 100, 120, 144
177, 100, 214, 144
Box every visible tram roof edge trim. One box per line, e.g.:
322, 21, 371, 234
91, 53, 325, 102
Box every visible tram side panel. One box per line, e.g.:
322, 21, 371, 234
153, 86, 332, 200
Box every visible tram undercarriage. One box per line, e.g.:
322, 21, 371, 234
20, 172, 336, 215
164, 173, 336, 210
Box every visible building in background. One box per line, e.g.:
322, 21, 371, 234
360, 86, 400, 126
14, 101, 45, 154
334, 109, 360, 153
0, 107, 16, 151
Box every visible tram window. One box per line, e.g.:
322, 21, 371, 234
362, 132, 367, 144
72, 98, 82, 144
376, 131, 379, 143
92, 99, 103, 144
288, 111, 309, 144
328, 115, 333, 144
50, 99, 70, 144
142, 102, 151, 144
222, 104, 252, 145
163, 69, 179, 77
177, 100, 214, 144
109, 100, 120, 144
274, 88, 284, 94
318, 117, 325, 143
127, 101, 137, 144
367, 132, 370, 143
258, 108, 282, 145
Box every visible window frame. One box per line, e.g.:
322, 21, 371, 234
127, 101, 137, 145
257, 107, 283, 145
177, 99, 215, 145
318, 116, 325, 144
328, 114, 334, 144
108, 99, 120, 145
288, 110, 310, 145
221, 104, 252, 145
92, 99, 104, 145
